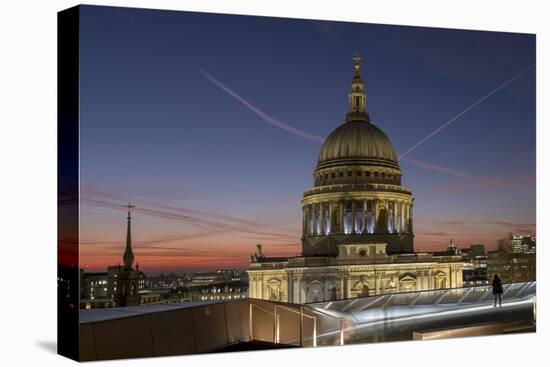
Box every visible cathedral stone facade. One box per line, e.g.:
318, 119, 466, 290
247, 54, 463, 303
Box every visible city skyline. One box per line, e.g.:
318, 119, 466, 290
78, 6, 535, 274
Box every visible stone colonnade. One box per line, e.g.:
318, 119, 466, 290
303, 199, 412, 236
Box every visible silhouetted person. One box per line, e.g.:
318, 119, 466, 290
492, 274, 503, 307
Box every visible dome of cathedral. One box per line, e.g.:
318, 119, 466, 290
317, 120, 398, 169
315, 53, 399, 171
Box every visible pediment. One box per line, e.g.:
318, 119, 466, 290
306, 279, 325, 287
399, 273, 417, 281
399, 275, 417, 283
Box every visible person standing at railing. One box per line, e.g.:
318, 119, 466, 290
492, 274, 503, 307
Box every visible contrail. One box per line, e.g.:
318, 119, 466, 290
199, 67, 532, 183
401, 156, 502, 185
401, 156, 477, 180
81, 197, 300, 240
198, 68, 325, 143
398, 64, 535, 159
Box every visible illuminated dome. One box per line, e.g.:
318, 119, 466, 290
317, 120, 399, 170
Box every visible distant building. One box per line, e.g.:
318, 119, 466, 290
165, 280, 248, 303
461, 243, 488, 287
80, 204, 152, 309
510, 234, 536, 254
190, 269, 241, 285
144, 273, 189, 289
487, 250, 536, 283
81, 272, 108, 299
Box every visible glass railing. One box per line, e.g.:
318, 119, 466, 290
308, 281, 536, 324
248, 300, 345, 347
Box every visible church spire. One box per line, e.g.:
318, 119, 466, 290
346, 53, 369, 122
123, 202, 135, 270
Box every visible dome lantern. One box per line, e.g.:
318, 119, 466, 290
346, 53, 369, 122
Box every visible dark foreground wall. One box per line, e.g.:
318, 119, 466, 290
58, 5, 80, 361
79, 298, 315, 361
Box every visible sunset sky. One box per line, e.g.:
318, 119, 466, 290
78, 5, 536, 274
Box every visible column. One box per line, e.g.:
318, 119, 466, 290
249, 276, 255, 298
395, 202, 399, 233
302, 206, 307, 237
351, 200, 356, 234
400, 201, 405, 233
404, 203, 409, 233
423, 271, 429, 290
394, 201, 400, 233
388, 201, 393, 233
345, 274, 351, 298
327, 201, 334, 234
320, 202, 325, 235
310, 204, 315, 235
452, 268, 457, 289
293, 277, 301, 303
339, 276, 345, 300
259, 276, 264, 299
339, 201, 344, 234
306, 204, 313, 236
287, 274, 293, 303
409, 203, 413, 234
363, 199, 368, 234
314, 203, 319, 235
373, 200, 379, 233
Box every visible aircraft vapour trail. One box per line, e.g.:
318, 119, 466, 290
401, 156, 504, 185
398, 64, 535, 159
401, 156, 477, 179
81, 197, 300, 241
198, 68, 325, 143
199, 67, 531, 182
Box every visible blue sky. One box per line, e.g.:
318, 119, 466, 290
78, 5, 535, 273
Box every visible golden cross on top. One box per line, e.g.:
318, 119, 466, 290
127, 202, 135, 210
353, 53, 362, 65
